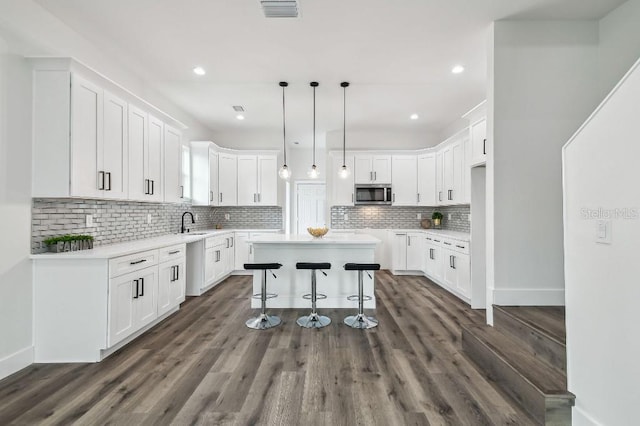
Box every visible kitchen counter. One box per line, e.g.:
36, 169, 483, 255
31, 229, 282, 259
248, 233, 379, 309
330, 228, 470, 241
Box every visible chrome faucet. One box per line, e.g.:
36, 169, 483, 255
181, 212, 195, 233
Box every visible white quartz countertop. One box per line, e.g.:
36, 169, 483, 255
31, 229, 282, 260
248, 234, 380, 245
331, 228, 470, 241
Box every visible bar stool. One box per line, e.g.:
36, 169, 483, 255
244, 263, 283, 330
296, 262, 332, 328
344, 263, 380, 329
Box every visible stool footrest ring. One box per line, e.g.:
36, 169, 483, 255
347, 294, 373, 302
302, 293, 327, 300
252, 292, 278, 300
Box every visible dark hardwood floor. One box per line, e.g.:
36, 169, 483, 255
0, 271, 536, 425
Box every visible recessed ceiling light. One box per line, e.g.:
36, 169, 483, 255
193, 66, 206, 76
452, 65, 465, 74
410, 113, 419, 120
236, 114, 245, 120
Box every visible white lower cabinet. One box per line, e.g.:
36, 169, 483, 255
33, 243, 187, 362
423, 235, 445, 283
391, 231, 424, 273
235, 232, 251, 270
442, 245, 471, 298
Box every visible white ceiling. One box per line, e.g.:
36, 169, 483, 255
35, 0, 626, 147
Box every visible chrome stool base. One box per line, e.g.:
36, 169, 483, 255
344, 314, 378, 329
296, 313, 331, 328
245, 313, 282, 330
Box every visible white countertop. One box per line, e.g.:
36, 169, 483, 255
331, 228, 470, 241
31, 229, 282, 260
248, 234, 380, 245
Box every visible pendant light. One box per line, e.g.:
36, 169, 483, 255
339, 81, 351, 179
278, 81, 291, 180
308, 81, 319, 179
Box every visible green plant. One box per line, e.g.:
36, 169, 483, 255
432, 211, 443, 220
43, 234, 94, 245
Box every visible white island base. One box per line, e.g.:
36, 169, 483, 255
248, 234, 380, 309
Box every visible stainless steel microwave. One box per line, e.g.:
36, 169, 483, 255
354, 184, 392, 205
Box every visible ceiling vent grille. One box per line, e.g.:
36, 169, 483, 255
232, 106, 245, 112
261, 0, 299, 18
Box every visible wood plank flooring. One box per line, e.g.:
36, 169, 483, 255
0, 272, 536, 425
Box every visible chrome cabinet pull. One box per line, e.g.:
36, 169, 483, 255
219, 193, 222, 203
133, 279, 139, 299
169, 250, 180, 255
483, 138, 487, 155
140, 277, 144, 297
98, 171, 105, 190
392, 193, 396, 203
106, 172, 111, 191
145, 179, 150, 195
180, 185, 184, 198
150, 180, 155, 195
130, 259, 147, 265
210, 191, 213, 202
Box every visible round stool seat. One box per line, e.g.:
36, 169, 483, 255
344, 263, 380, 271
296, 262, 331, 270
244, 263, 282, 270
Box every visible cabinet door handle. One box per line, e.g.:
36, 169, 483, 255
430, 248, 434, 260
448, 189, 452, 200
170, 266, 175, 282
258, 193, 261, 202
139, 277, 144, 297
130, 259, 147, 265
226, 238, 230, 248
216, 250, 220, 262
98, 171, 105, 190
230, 237, 234, 247
374, 171, 377, 181
417, 193, 420, 203
351, 193, 354, 203
133, 279, 139, 299
145, 179, 150, 195
249, 244, 252, 254
254, 193, 257, 203
444, 242, 452, 246
176, 265, 180, 281
180, 185, 184, 198
456, 245, 465, 249
210, 191, 213, 202
219, 193, 223, 203
439, 191, 442, 201
169, 250, 180, 255
151, 180, 155, 195
106, 172, 111, 191
392, 193, 396, 203
452, 256, 456, 269
483, 138, 487, 155
434, 239, 441, 243
407, 236, 411, 246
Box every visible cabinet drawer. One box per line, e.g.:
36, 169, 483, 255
109, 249, 158, 278
206, 234, 229, 249
426, 235, 444, 247
159, 243, 186, 263
442, 238, 470, 255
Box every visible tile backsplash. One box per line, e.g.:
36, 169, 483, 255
330, 205, 470, 232
32, 198, 282, 253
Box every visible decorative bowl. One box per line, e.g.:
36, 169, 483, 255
307, 227, 329, 238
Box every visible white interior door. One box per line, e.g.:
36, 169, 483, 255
296, 183, 326, 234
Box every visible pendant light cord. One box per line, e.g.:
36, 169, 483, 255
342, 82, 348, 167
313, 84, 316, 166
282, 84, 287, 165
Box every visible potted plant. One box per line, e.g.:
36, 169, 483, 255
44, 234, 94, 253
432, 211, 443, 227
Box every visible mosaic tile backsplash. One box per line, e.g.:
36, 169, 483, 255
330, 205, 470, 232
32, 198, 283, 253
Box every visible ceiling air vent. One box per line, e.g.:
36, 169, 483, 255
232, 106, 245, 112
261, 0, 299, 18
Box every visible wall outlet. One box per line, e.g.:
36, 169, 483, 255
448, 213, 452, 220
147, 214, 152, 224
85, 214, 94, 227
344, 214, 349, 221
417, 213, 421, 220
224, 213, 230, 221
195, 214, 199, 220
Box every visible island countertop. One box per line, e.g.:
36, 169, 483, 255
247, 234, 380, 244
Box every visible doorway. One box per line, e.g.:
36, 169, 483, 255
295, 182, 326, 234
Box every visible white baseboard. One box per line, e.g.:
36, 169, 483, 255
493, 288, 565, 305
0, 346, 34, 381
573, 406, 603, 426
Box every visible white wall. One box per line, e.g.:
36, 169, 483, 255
489, 21, 602, 305
0, 36, 34, 378
597, 0, 640, 99
563, 56, 640, 426
325, 129, 437, 151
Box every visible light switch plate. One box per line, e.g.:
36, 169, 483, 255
195, 214, 199, 220
595, 220, 612, 244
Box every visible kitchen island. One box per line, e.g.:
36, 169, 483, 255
247, 234, 380, 309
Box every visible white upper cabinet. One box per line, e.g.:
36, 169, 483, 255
470, 118, 487, 166
163, 124, 185, 203
257, 155, 278, 205
208, 149, 219, 206
391, 155, 417, 206
237, 155, 278, 206
435, 150, 444, 205
417, 153, 436, 206
189, 141, 217, 206
462, 132, 471, 204
330, 154, 355, 206
31, 59, 185, 202
354, 154, 391, 184
441, 138, 464, 205
102, 91, 128, 199
218, 153, 237, 206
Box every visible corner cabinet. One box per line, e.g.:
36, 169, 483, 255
391, 155, 418, 206
33, 244, 187, 363
218, 153, 238, 206
31, 58, 186, 203
417, 153, 436, 206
